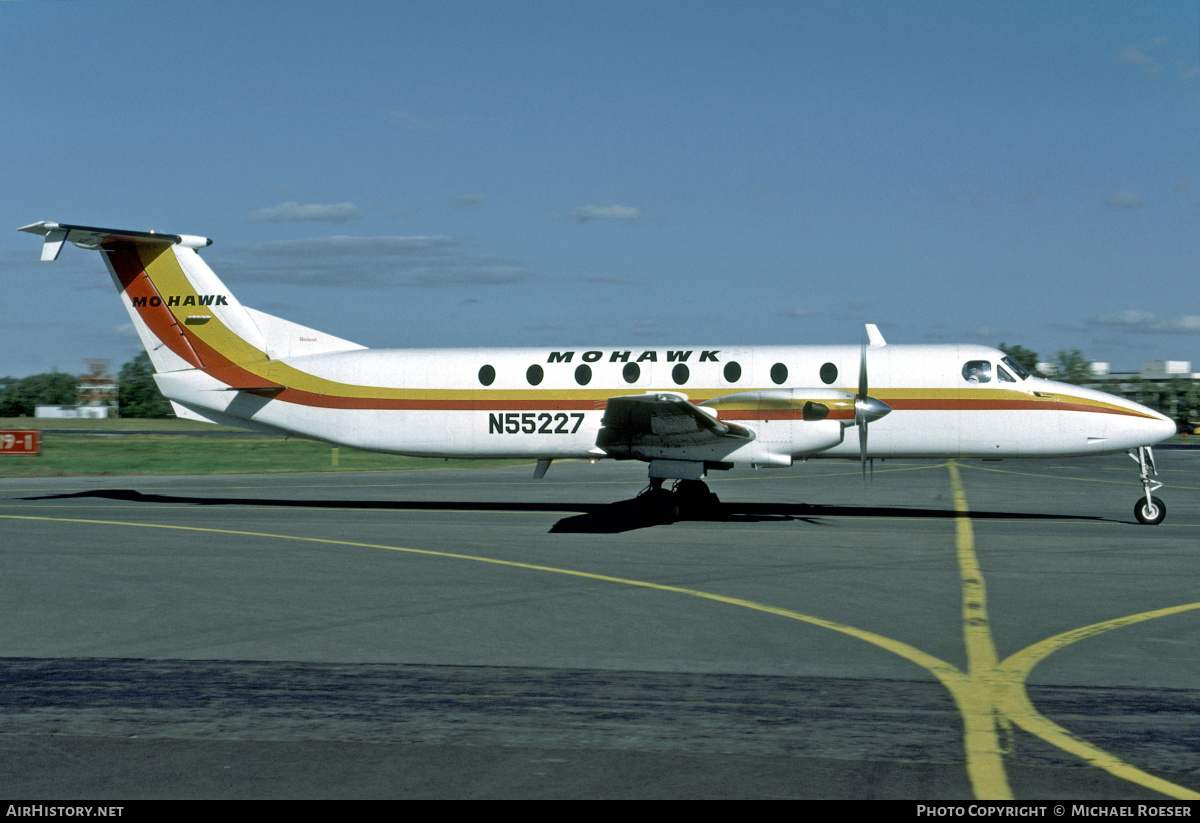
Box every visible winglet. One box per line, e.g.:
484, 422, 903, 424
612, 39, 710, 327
865, 324, 886, 347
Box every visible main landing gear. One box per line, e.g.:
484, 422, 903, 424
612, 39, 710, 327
1129, 446, 1166, 525
637, 477, 721, 523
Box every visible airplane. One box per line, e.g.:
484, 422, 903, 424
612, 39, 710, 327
19, 221, 1177, 524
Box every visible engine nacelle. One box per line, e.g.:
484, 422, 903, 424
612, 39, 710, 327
784, 418, 846, 455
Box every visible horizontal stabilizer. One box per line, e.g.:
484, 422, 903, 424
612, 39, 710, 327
19, 222, 212, 256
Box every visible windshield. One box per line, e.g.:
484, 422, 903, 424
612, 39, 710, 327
1001, 356, 1031, 380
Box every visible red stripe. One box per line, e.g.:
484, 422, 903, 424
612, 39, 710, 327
107, 245, 205, 370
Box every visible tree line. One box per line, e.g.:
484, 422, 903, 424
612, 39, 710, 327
1, 352, 170, 418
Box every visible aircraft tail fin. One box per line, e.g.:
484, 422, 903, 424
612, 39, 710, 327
19, 222, 363, 384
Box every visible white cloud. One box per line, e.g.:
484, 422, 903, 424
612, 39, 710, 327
632, 318, 662, 337
1117, 38, 1199, 82
1118, 46, 1160, 73
1117, 37, 1167, 75
219, 235, 531, 288
247, 202, 363, 223
1173, 60, 1200, 82
581, 275, 640, 286
1094, 309, 1157, 326
1104, 189, 1143, 209
447, 194, 484, 209
570, 204, 641, 223
1090, 310, 1200, 334
387, 109, 451, 133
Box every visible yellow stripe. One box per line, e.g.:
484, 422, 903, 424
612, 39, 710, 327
876, 388, 1147, 417
946, 461, 1013, 799
945, 464, 1200, 799
143, 249, 269, 370
995, 605, 1200, 800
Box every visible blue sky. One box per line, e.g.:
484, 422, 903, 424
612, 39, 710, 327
2, 0, 1198, 377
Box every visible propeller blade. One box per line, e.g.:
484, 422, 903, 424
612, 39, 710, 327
859, 414, 869, 479
858, 338, 869, 479
858, 338, 868, 400
854, 331, 892, 480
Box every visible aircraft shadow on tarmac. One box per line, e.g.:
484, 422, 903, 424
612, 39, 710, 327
26, 489, 1117, 535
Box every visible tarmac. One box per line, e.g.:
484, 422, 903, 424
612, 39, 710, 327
2, 452, 1198, 798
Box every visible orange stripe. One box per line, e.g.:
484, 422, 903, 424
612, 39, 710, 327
886, 398, 1157, 418
718, 409, 854, 421
107, 245, 205, 369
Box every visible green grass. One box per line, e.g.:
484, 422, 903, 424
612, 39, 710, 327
2, 416, 1190, 478
0, 416, 238, 432
0, 418, 527, 477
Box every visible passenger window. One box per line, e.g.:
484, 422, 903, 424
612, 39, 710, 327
962, 360, 992, 384
997, 365, 1015, 383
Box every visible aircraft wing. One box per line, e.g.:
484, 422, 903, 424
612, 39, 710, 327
596, 392, 754, 459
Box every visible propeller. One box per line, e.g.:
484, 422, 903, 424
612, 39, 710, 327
854, 332, 892, 480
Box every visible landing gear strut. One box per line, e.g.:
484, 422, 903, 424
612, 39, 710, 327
637, 479, 680, 524
1129, 446, 1166, 525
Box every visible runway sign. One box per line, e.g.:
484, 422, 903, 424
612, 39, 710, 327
0, 429, 41, 456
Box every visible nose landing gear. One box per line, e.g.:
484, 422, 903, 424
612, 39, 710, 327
1129, 446, 1166, 525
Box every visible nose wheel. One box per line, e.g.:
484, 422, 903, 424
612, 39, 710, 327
1134, 496, 1166, 526
1129, 446, 1166, 525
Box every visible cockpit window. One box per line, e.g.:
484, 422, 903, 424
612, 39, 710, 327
963, 360, 992, 383
1001, 356, 1031, 380
997, 365, 1016, 383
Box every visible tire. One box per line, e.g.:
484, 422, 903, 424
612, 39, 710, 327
1134, 496, 1166, 525
638, 488, 679, 524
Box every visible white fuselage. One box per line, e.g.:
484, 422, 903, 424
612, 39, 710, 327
157, 341, 1175, 466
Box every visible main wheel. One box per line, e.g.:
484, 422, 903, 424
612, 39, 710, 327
638, 487, 680, 524
673, 479, 720, 517
1134, 496, 1166, 525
